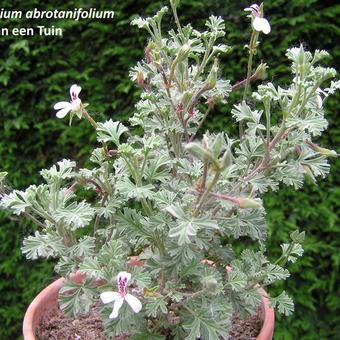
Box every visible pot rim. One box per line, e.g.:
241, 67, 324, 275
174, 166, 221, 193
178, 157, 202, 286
256, 287, 275, 340
23, 277, 65, 340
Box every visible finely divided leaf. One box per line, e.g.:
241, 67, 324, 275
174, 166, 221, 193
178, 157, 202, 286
97, 119, 128, 145
70, 236, 96, 258
231, 101, 265, 135
1, 190, 31, 215
54, 201, 95, 230
145, 297, 168, 318
40, 159, 76, 184
264, 264, 290, 283
270, 291, 294, 316
59, 278, 95, 317
78, 257, 104, 280
227, 271, 247, 292
116, 179, 155, 201
182, 298, 231, 340
280, 243, 304, 263
21, 231, 66, 259
166, 204, 219, 245
116, 208, 152, 241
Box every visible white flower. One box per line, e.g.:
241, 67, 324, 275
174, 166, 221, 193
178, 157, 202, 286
54, 84, 82, 119
100, 271, 142, 319
316, 88, 327, 108
244, 4, 271, 35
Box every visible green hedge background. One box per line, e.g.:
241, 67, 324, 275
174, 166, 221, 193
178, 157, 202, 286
0, 0, 339, 339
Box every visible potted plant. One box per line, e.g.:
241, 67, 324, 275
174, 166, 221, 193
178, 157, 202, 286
1, 1, 338, 339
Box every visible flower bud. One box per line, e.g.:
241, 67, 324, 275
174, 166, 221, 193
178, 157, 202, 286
186, 142, 211, 160
186, 142, 221, 170
178, 44, 190, 58
297, 44, 305, 66
147, 42, 162, 66
136, 71, 144, 87
145, 42, 156, 64
167, 311, 180, 325
212, 133, 224, 157
201, 277, 218, 292
303, 165, 315, 183
202, 135, 210, 149
178, 61, 186, 76
206, 59, 219, 89
170, 0, 180, 7
254, 62, 268, 80
182, 91, 193, 107
188, 108, 196, 118
307, 142, 337, 157
294, 145, 302, 156
237, 197, 263, 209
176, 103, 184, 114
220, 149, 233, 170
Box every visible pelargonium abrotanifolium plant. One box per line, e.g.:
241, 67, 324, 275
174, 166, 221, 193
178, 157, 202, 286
1, 1, 339, 338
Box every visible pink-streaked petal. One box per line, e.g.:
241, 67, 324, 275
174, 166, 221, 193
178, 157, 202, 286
117, 271, 132, 286
250, 4, 260, 10
244, 4, 259, 13
54, 101, 70, 110
253, 17, 271, 34
56, 106, 72, 119
317, 88, 327, 96
125, 294, 142, 314
70, 84, 82, 99
100, 291, 121, 304
109, 297, 124, 319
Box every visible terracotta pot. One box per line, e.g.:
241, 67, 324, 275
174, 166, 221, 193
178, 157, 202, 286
23, 276, 65, 340
23, 262, 274, 340
256, 287, 275, 340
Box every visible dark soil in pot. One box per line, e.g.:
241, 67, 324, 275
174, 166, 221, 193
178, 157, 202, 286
35, 305, 263, 340
35, 306, 128, 340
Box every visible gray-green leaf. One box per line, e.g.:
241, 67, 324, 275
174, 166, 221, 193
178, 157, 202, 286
97, 119, 128, 145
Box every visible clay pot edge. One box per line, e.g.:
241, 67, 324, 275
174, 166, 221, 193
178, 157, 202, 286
23, 277, 65, 340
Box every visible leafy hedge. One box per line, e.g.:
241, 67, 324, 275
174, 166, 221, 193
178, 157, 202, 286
0, 0, 338, 338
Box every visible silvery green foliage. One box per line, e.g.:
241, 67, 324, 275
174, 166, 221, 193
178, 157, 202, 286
1, 1, 338, 339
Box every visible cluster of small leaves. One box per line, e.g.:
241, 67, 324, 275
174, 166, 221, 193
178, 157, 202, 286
1, 1, 339, 339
